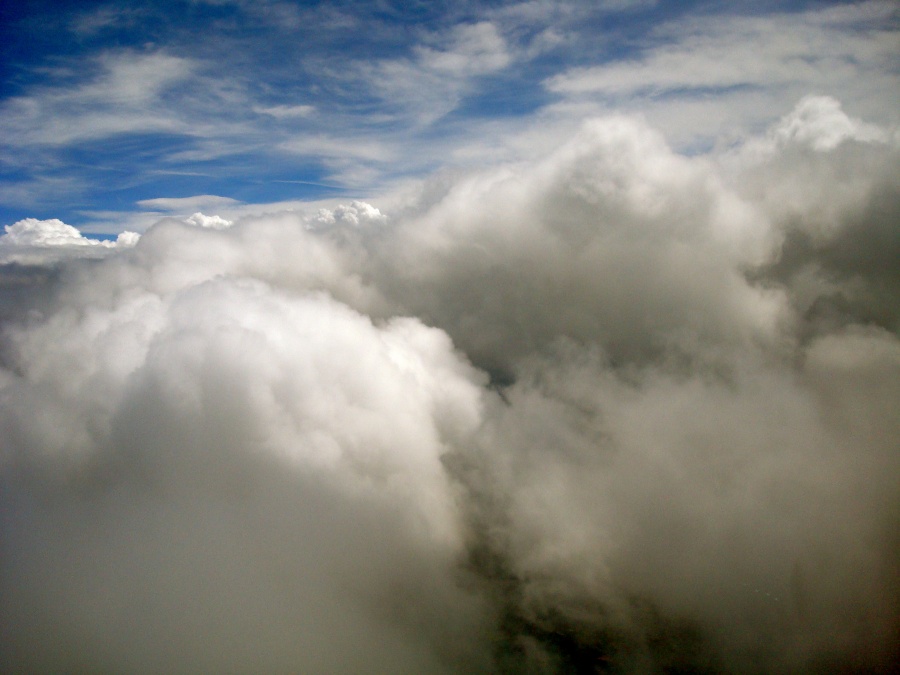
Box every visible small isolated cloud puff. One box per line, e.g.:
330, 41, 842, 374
184, 212, 233, 229
312, 200, 387, 228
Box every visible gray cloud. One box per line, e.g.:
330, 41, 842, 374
1, 99, 898, 673
367, 114, 782, 376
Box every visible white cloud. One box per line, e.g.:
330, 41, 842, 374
311, 200, 386, 228
136, 194, 243, 212
0, 274, 489, 672
548, 4, 897, 98
88, 52, 195, 106
279, 135, 393, 163
414, 21, 511, 77
0, 52, 196, 147
1, 101, 897, 673
184, 212, 233, 229
253, 104, 316, 118
544, 2, 900, 147
0, 218, 139, 264
2, 218, 104, 247
69, 6, 145, 36
356, 20, 513, 127
768, 95, 889, 151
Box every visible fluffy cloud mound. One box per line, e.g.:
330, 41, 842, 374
770, 95, 889, 152
312, 200, 388, 228
3, 218, 104, 247
1, 99, 898, 673
0, 218, 139, 264
372, 115, 782, 376
1, 276, 490, 673
184, 211, 233, 229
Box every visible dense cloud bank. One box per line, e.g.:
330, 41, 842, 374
1, 98, 898, 673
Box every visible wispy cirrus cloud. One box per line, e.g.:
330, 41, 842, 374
351, 21, 513, 127
0, 52, 196, 147
544, 1, 899, 147
136, 194, 243, 212
548, 5, 897, 98
253, 104, 315, 118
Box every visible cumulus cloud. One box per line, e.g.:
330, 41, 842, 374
371, 114, 782, 375
312, 200, 387, 228
184, 212, 233, 229
1, 99, 898, 673
768, 95, 890, 152
2, 218, 115, 248
0, 218, 138, 264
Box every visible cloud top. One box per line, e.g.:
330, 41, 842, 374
0, 218, 138, 264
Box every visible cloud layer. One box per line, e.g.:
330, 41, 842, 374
1, 98, 898, 673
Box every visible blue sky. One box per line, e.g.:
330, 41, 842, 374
1, 0, 897, 232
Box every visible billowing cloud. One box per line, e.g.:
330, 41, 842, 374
1, 99, 898, 673
766, 95, 890, 152
371, 114, 782, 375
312, 200, 387, 228
0, 218, 138, 264
184, 212, 233, 229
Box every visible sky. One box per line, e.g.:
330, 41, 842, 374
1, 2, 899, 674
0, 0, 897, 231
